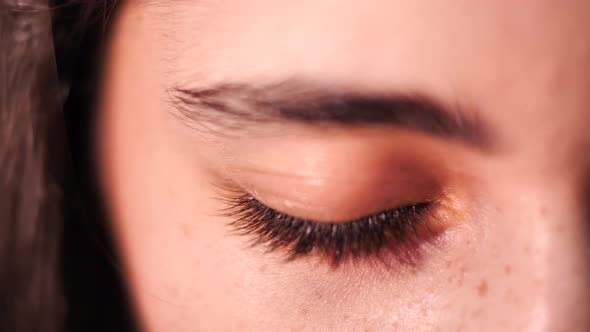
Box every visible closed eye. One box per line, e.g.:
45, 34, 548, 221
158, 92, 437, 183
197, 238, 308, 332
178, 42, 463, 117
218, 188, 440, 268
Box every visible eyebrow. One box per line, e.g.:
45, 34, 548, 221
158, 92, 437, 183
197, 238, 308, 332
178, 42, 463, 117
169, 80, 494, 150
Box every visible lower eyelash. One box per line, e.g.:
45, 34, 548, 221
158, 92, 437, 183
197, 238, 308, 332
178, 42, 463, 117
219, 189, 437, 267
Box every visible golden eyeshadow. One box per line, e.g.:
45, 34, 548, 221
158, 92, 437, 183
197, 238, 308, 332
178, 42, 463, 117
213, 165, 461, 268
207, 128, 467, 267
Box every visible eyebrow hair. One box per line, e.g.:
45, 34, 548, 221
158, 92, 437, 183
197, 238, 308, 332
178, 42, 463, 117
169, 80, 494, 150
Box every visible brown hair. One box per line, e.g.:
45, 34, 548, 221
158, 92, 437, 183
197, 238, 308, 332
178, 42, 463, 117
1, 1, 137, 331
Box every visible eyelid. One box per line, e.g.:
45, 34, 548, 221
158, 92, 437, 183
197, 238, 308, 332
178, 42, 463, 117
219, 188, 439, 267
225, 168, 443, 223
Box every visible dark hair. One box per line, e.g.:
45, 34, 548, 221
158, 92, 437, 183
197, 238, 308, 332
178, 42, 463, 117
1, 1, 137, 331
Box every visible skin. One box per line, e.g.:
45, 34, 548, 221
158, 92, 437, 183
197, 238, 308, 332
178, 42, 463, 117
99, 1, 590, 331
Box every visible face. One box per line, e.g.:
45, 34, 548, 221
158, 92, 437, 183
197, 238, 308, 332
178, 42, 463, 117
99, 1, 590, 331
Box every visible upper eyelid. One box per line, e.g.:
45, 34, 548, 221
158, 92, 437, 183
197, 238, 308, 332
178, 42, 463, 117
214, 168, 444, 220
245, 195, 435, 224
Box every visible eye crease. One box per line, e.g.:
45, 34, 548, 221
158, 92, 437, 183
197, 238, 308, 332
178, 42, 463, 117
218, 188, 442, 267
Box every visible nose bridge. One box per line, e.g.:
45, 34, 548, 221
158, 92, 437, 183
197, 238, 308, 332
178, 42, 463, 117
524, 179, 590, 332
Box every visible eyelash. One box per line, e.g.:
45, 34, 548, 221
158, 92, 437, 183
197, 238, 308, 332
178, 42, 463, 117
219, 188, 437, 267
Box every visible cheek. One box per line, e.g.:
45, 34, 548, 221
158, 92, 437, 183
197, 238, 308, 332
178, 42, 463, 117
99, 77, 245, 329
450, 169, 590, 331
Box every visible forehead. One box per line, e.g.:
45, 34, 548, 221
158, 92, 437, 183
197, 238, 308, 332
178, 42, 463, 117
150, 1, 589, 80
131, 1, 590, 129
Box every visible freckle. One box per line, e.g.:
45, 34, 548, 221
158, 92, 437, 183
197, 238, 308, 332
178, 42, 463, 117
445, 261, 452, 268
504, 264, 512, 275
313, 290, 323, 300
259, 265, 267, 273
471, 307, 484, 318
504, 288, 513, 300
299, 307, 309, 316
455, 266, 466, 286
180, 224, 190, 238
554, 223, 565, 233
539, 207, 547, 216
477, 279, 488, 297
457, 275, 464, 287
164, 284, 179, 298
